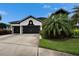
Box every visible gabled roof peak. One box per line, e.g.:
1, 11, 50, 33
9, 15, 39, 24
54, 8, 69, 14
27, 15, 35, 18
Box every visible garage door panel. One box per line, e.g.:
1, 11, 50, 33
23, 26, 40, 33
13, 26, 20, 33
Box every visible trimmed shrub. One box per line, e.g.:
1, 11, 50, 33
40, 30, 49, 39
72, 28, 79, 37
0, 30, 12, 35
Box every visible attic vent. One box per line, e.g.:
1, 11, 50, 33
28, 20, 33, 25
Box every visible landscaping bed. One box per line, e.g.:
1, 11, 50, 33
39, 38, 79, 55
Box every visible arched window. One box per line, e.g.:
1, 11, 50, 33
28, 20, 33, 25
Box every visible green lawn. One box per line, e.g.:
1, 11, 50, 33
39, 38, 79, 55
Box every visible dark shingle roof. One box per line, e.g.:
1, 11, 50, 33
37, 17, 47, 20
51, 8, 70, 15
9, 20, 21, 24
9, 15, 39, 24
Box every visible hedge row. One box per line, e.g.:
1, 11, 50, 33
0, 30, 12, 35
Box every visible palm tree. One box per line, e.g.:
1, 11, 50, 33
73, 6, 79, 14
42, 14, 72, 39
0, 23, 7, 29
0, 15, 2, 21
71, 6, 79, 26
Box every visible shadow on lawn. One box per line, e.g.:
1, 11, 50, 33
48, 37, 79, 41
49, 38, 73, 41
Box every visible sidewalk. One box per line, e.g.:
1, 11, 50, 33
39, 48, 73, 56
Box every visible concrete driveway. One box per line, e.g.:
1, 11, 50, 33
0, 34, 39, 56
0, 34, 73, 56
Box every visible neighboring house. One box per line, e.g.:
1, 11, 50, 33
0, 22, 10, 30
75, 23, 79, 28
9, 16, 42, 34
50, 8, 69, 17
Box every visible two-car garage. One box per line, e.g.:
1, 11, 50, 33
10, 16, 42, 34
13, 25, 40, 34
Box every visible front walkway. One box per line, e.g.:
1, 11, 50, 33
0, 34, 73, 56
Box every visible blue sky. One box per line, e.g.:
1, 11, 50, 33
0, 3, 79, 23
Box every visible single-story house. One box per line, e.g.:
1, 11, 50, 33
9, 16, 42, 34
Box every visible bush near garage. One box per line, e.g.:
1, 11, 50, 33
0, 29, 12, 35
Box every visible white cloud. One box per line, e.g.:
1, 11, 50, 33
0, 10, 7, 16
42, 4, 60, 12
43, 4, 51, 9
54, 8, 58, 10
